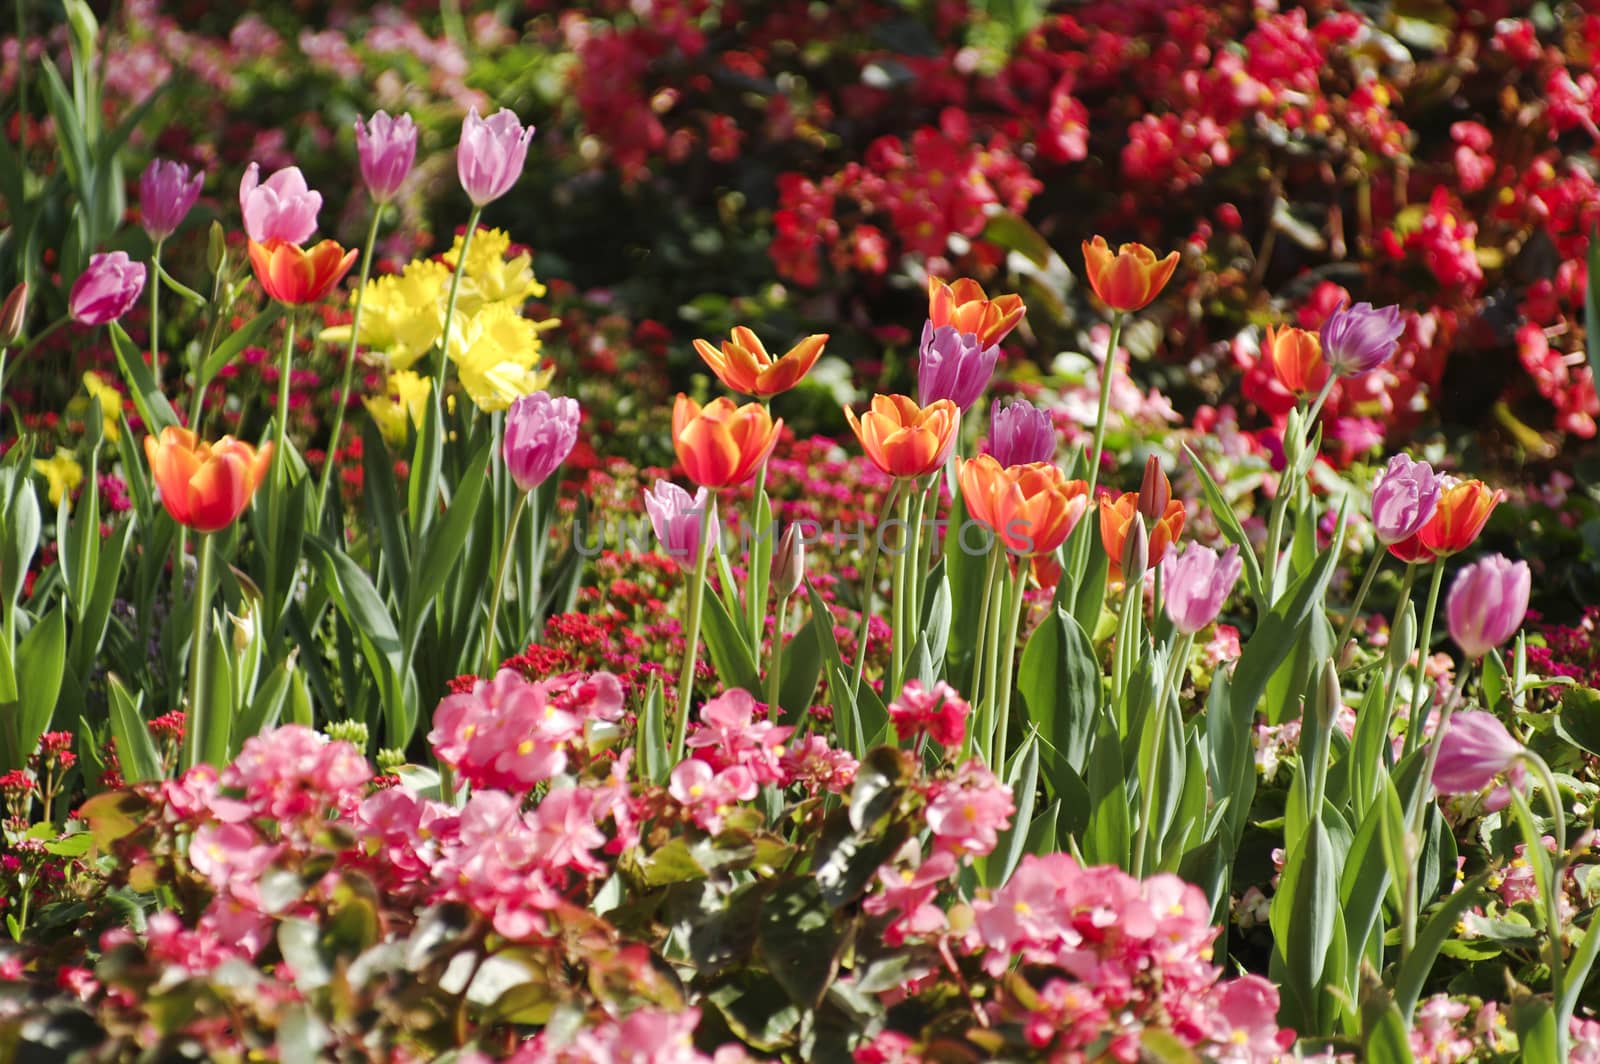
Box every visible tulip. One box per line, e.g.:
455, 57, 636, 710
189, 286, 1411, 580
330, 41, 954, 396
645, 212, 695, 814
239, 163, 321, 245
917, 322, 999, 411
845, 394, 960, 480
1390, 477, 1502, 562
1081, 236, 1179, 312
458, 107, 535, 207
927, 276, 1025, 347
1370, 453, 1443, 545
1319, 301, 1404, 378
1138, 454, 1171, 525
1119, 513, 1148, 582
1162, 543, 1244, 634
355, 110, 418, 204
1446, 553, 1530, 660
502, 391, 580, 492
1100, 491, 1184, 581
672, 394, 782, 490
772, 521, 806, 600
691, 327, 826, 398
0, 282, 27, 346
139, 159, 204, 242
143, 427, 272, 532
69, 252, 146, 326
247, 239, 358, 305
1431, 710, 1526, 795
959, 454, 1089, 557
1262, 324, 1328, 397
986, 397, 1055, 467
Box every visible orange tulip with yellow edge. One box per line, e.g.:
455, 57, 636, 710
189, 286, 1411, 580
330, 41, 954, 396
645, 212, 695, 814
960, 454, 1089, 557
1390, 478, 1503, 562
927, 277, 1026, 347
691, 327, 828, 398
672, 394, 783, 490
845, 394, 960, 480
1263, 324, 1329, 397
144, 427, 272, 533
1100, 491, 1185, 580
248, 239, 359, 305
1081, 236, 1180, 312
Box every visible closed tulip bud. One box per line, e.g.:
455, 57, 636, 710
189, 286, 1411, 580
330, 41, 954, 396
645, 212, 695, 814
673, 394, 783, 489
1262, 324, 1328, 397
355, 110, 419, 204
1339, 638, 1359, 671
1121, 513, 1148, 581
772, 522, 806, 600
1081, 236, 1180, 312
239, 163, 322, 245
1315, 659, 1341, 730
139, 159, 204, 242
1161, 543, 1243, 634
228, 603, 257, 655
0, 282, 27, 346
207, 220, 227, 275
69, 252, 146, 326
1431, 710, 1527, 796
1101, 491, 1184, 582
1389, 604, 1416, 673
502, 391, 580, 492
1138, 454, 1171, 524
1370, 453, 1443, 545
985, 398, 1055, 467
458, 107, 535, 207
917, 322, 999, 412
644, 480, 718, 570
1447, 553, 1530, 660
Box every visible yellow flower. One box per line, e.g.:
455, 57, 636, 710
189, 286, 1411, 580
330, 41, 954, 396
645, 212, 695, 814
363, 370, 432, 446
320, 259, 450, 372
443, 227, 547, 314
77, 371, 124, 442
447, 303, 555, 412
33, 452, 84, 508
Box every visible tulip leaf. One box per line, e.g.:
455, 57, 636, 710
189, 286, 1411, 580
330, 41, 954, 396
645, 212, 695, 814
986, 733, 1039, 887
108, 322, 180, 434
6, 605, 66, 772
361, 418, 411, 606
1183, 445, 1266, 613
701, 579, 761, 697
407, 436, 491, 631
1393, 871, 1490, 1021
106, 674, 161, 785
919, 559, 951, 670
778, 620, 823, 721
1362, 1000, 1416, 1064
1019, 606, 1099, 785
236, 656, 295, 754
197, 307, 281, 393
1586, 224, 1600, 388
1082, 710, 1129, 869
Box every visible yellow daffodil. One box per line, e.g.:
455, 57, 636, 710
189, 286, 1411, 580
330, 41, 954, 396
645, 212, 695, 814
34, 452, 84, 508
320, 259, 450, 371
363, 370, 432, 446
443, 227, 547, 313
78, 371, 124, 442
447, 303, 555, 412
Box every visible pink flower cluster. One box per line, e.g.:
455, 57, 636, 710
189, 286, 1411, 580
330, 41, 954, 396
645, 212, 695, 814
887, 680, 968, 748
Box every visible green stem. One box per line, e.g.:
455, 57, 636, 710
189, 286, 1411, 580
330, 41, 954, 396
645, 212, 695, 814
482, 492, 530, 676
1262, 474, 1293, 605
184, 532, 214, 771
991, 561, 1025, 767
1085, 312, 1124, 499
434, 207, 483, 397
1512, 774, 1571, 1062
1401, 668, 1468, 959
1304, 373, 1338, 428
748, 459, 769, 650
965, 547, 1001, 758
317, 206, 384, 519
766, 596, 792, 716
850, 480, 904, 697
1335, 546, 1384, 661
1134, 631, 1194, 877
670, 496, 716, 766
187, 259, 231, 434
904, 476, 930, 655
1379, 563, 1418, 742
149, 239, 164, 387
270, 313, 298, 500
1404, 561, 1448, 760
890, 490, 911, 695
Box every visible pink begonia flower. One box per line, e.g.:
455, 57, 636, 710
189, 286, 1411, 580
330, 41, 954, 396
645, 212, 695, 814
684, 687, 792, 785
1446, 553, 1531, 660
524, 1007, 712, 1064
864, 849, 958, 946
238, 162, 321, 244
779, 734, 858, 794
186, 822, 280, 908
1210, 974, 1293, 1060
69, 251, 146, 326
888, 679, 969, 748
924, 759, 1014, 857
457, 107, 535, 206
428, 669, 580, 791
354, 110, 418, 204
224, 724, 371, 821
528, 786, 607, 876
550, 669, 626, 722
669, 758, 757, 833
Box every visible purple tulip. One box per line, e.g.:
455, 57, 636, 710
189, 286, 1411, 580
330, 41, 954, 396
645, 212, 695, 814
1370, 453, 1443, 545
1446, 553, 1531, 660
139, 159, 204, 242
985, 398, 1055, 467
644, 480, 718, 570
355, 111, 418, 204
1319, 301, 1404, 378
69, 252, 146, 327
239, 163, 321, 245
1161, 543, 1243, 634
502, 391, 580, 492
1431, 710, 1526, 796
917, 322, 998, 411
457, 107, 535, 208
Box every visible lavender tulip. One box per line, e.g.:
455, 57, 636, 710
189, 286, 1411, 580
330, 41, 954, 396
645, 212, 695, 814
1320, 301, 1404, 378
139, 159, 204, 242
1446, 553, 1531, 660
644, 480, 718, 570
1370, 453, 1443, 545
1162, 543, 1243, 634
1431, 710, 1526, 796
355, 111, 418, 204
917, 322, 999, 411
458, 107, 535, 207
239, 163, 321, 245
986, 398, 1055, 467
69, 252, 146, 326
502, 391, 580, 492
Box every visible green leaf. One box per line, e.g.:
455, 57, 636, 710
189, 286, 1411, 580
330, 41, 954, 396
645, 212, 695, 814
406, 436, 491, 628
981, 211, 1055, 268
778, 621, 823, 719
920, 559, 951, 669
361, 418, 410, 606
1270, 815, 1343, 1032
1586, 224, 1600, 389
1393, 872, 1490, 1020
757, 878, 846, 1009
986, 735, 1039, 886
6, 606, 67, 771
1362, 1000, 1416, 1064
235, 657, 295, 755
198, 625, 234, 768
1556, 686, 1600, 759
107, 674, 162, 784
408, 392, 446, 542
1082, 711, 1129, 869
196, 307, 280, 393
1184, 446, 1267, 613
108, 322, 180, 433
636, 675, 669, 784
813, 806, 910, 911
1019, 606, 1100, 787
1512, 993, 1559, 1062
1, 469, 40, 613
701, 580, 761, 695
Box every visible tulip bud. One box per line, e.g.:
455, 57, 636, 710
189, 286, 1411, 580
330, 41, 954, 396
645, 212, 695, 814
1339, 638, 1359, 671
772, 521, 806, 600
1138, 454, 1171, 524
228, 603, 257, 655
1315, 658, 1341, 730
1121, 513, 1148, 581
0, 282, 27, 347
64, 0, 98, 64
1389, 604, 1416, 674
208, 220, 228, 276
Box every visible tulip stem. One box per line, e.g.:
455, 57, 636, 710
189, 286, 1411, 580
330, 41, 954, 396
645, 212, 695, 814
1085, 311, 1123, 500
991, 561, 1025, 767
767, 595, 793, 718
1379, 563, 1418, 746
1510, 772, 1571, 1061
965, 546, 1001, 758
317, 206, 385, 522
850, 480, 904, 700
184, 531, 214, 772
890, 490, 911, 695
1304, 374, 1338, 428
482, 492, 530, 677
435, 206, 482, 398
149, 239, 165, 388
270, 313, 297, 501
748, 458, 769, 652
904, 475, 931, 665
671, 495, 715, 767
1134, 631, 1194, 878
1336, 548, 1384, 663
1400, 667, 1468, 960
1403, 560, 1449, 760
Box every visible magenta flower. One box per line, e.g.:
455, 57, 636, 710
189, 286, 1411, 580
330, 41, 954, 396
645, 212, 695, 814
139, 159, 204, 242
1161, 543, 1243, 634
238, 163, 321, 245
69, 252, 146, 326
917, 322, 999, 411
925, 759, 1014, 857
457, 107, 535, 207
1447, 553, 1531, 659
502, 391, 580, 492
1320, 301, 1404, 378
985, 397, 1055, 467
1431, 709, 1526, 795
1370, 453, 1443, 544
888, 679, 969, 748
669, 757, 757, 833
355, 110, 418, 204
427, 670, 579, 792
644, 480, 718, 570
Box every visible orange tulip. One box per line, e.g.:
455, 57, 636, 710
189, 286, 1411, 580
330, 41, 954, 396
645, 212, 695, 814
1081, 236, 1180, 312
247, 238, 358, 305
672, 394, 783, 489
1263, 324, 1329, 397
845, 394, 960, 480
1100, 491, 1185, 580
1390, 478, 1502, 562
143, 427, 272, 532
691, 327, 827, 398
960, 454, 1089, 557
927, 277, 1026, 347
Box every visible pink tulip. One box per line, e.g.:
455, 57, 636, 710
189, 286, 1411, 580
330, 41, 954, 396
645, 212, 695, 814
238, 163, 321, 245
1446, 553, 1530, 659
457, 107, 534, 207
985, 397, 1055, 467
355, 110, 418, 204
139, 159, 204, 242
1431, 710, 1526, 796
501, 391, 579, 492
1161, 543, 1243, 634
643, 480, 717, 570
69, 252, 146, 326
